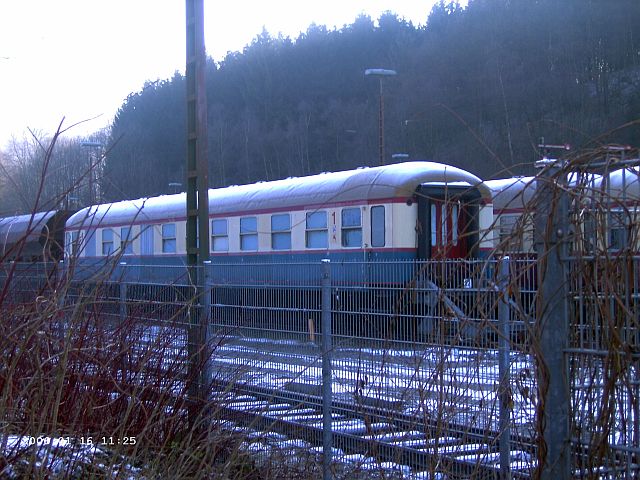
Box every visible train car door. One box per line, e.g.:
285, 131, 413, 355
416, 185, 481, 259
430, 198, 467, 258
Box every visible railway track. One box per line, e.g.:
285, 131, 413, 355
55, 313, 540, 476
211, 380, 536, 478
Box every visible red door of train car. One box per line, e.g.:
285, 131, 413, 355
416, 185, 481, 260
429, 198, 468, 258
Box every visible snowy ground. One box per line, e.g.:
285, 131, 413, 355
0, 435, 143, 479
207, 334, 538, 436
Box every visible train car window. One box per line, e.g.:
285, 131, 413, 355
371, 206, 385, 247
240, 217, 258, 251
271, 214, 291, 250
120, 227, 133, 255
499, 215, 518, 245
451, 204, 459, 246
76, 232, 83, 256
430, 204, 437, 246
66, 231, 79, 257
579, 211, 598, 254
85, 229, 96, 257
211, 219, 229, 252
609, 210, 627, 250
441, 204, 448, 246
102, 229, 114, 255
499, 215, 523, 250
499, 215, 516, 241
141, 226, 154, 255
341, 207, 362, 247
162, 223, 177, 253
306, 211, 328, 248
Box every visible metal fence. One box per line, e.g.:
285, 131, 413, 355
566, 255, 640, 477
1, 255, 639, 478
0, 261, 56, 304
201, 257, 537, 477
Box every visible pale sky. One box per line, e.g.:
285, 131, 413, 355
0, 1, 451, 149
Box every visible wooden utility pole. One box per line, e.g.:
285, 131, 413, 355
185, 0, 210, 406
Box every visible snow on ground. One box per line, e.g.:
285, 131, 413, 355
0, 435, 143, 479
207, 335, 537, 433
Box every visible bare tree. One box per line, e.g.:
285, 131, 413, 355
0, 128, 108, 216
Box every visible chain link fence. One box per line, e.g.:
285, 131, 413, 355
2, 250, 638, 477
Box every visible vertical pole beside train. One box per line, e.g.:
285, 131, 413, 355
321, 259, 333, 480
201, 260, 212, 391
534, 157, 571, 480
56, 259, 66, 341
498, 256, 511, 479
118, 262, 127, 323
185, 0, 211, 410
364, 68, 397, 166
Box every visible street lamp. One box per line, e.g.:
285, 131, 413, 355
63, 195, 79, 210
391, 153, 410, 162
365, 68, 397, 165
81, 141, 103, 204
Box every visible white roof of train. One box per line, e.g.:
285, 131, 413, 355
0, 211, 57, 246
594, 167, 640, 199
486, 166, 640, 212
66, 161, 489, 229
484, 177, 536, 211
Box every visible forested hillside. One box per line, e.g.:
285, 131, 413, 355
2, 0, 638, 212
103, 0, 639, 200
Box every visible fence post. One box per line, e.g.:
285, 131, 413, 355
201, 261, 213, 397
534, 159, 571, 480
119, 262, 127, 322
321, 259, 333, 480
498, 256, 511, 479
184, 260, 215, 418
56, 260, 66, 340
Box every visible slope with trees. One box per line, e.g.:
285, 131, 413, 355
2, 0, 639, 210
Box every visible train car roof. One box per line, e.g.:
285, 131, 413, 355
0, 211, 58, 246
66, 161, 488, 229
487, 167, 640, 212
484, 177, 536, 211
593, 167, 640, 200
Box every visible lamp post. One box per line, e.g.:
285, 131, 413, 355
391, 153, 410, 162
64, 195, 79, 210
365, 68, 397, 165
81, 141, 103, 204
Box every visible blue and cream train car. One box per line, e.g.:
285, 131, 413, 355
588, 167, 640, 252
485, 167, 640, 255
64, 161, 491, 282
483, 176, 536, 254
